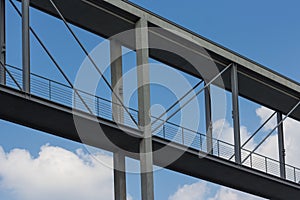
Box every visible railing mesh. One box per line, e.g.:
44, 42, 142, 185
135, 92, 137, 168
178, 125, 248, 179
2, 64, 300, 184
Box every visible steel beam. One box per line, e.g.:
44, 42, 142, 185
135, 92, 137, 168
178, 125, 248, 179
231, 63, 242, 164
0, 0, 5, 84
136, 17, 154, 200
22, 0, 30, 93
110, 39, 127, 200
205, 83, 213, 154
277, 112, 286, 179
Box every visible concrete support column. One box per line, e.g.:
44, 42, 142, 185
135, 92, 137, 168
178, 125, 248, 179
110, 39, 127, 200
136, 17, 154, 200
231, 63, 241, 164
0, 0, 6, 84
277, 112, 286, 179
111, 39, 124, 124
22, 0, 30, 93
205, 83, 213, 154
113, 152, 126, 200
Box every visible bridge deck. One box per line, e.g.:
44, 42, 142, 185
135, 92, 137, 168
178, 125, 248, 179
1, 67, 300, 199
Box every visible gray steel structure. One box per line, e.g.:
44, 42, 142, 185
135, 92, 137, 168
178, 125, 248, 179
136, 18, 155, 200
277, 112, 286, 179
231, 64, 242, 164
204, 84, 213, 155
22, 0, 30, 93
110, 39, 127, 200
1, 0, 300, 199
0, 0, 5, 84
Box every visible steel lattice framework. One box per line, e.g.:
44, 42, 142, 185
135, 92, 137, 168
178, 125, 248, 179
0, 0, 300, 199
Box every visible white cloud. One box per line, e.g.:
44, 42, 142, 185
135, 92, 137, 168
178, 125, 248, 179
127, 194, 133, 200
254, 107, 279, 159
213, 119, 255, 149
255, 107, 277, 131
208, 186, 264, 200
212, 119, 256, 162
168, 181, 264, 200
255, 106, 300, 167
0, 144, 133, 200
168, 182, 208, 200
282, 117, 300, 167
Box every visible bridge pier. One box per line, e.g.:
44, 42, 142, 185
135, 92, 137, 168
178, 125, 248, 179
0, 0, 5, 85
136, 17, 154, 200
22, 0, 30, 93
231, 63, 242, 164
277, 112, 286, 179
113, 152, 127, 200
110, 39, 127, 200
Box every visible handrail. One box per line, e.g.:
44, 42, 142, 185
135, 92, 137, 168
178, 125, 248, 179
5, 63, 138, 113
0, 62, 22, 90
3, 63, 300, 183
5, 64, 73, 89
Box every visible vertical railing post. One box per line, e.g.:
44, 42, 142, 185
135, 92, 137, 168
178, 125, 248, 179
0, 0, 6, 85
217, 140, 220, 157
277, 112, 286, 179
49, 80, 51, 100
97, 97, 100, 117
265, 157, 268, 173
205, 82, 213, 154
200, 134, 203, 151
231, 63, 242, 164
181, 127, 184, 145
110, 39, 127, 200
22, 0, 30, 93
163, 125, 165, 138
73, 89, 76, 109
136, 17, 154, 200
294, 167, 297, 183
250, 153, 253, 168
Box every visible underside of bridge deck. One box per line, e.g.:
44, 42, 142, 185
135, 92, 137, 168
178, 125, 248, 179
1, 85, 300, 199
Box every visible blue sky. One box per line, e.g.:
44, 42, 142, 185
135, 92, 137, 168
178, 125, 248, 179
1, 0, 300, 199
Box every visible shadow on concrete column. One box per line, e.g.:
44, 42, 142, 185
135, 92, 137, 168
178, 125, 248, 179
110, 39, 127, 200
136, 17, 154, 200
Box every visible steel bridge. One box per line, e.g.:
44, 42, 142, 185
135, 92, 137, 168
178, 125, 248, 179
1, 0, 300, 199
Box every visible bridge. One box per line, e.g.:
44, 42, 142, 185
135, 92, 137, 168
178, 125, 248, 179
1, 0, 300, 199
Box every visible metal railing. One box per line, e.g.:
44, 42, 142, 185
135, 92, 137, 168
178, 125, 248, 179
4, 64, 139, 127
2, 64, 300, 184
154, 119, 300, 183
